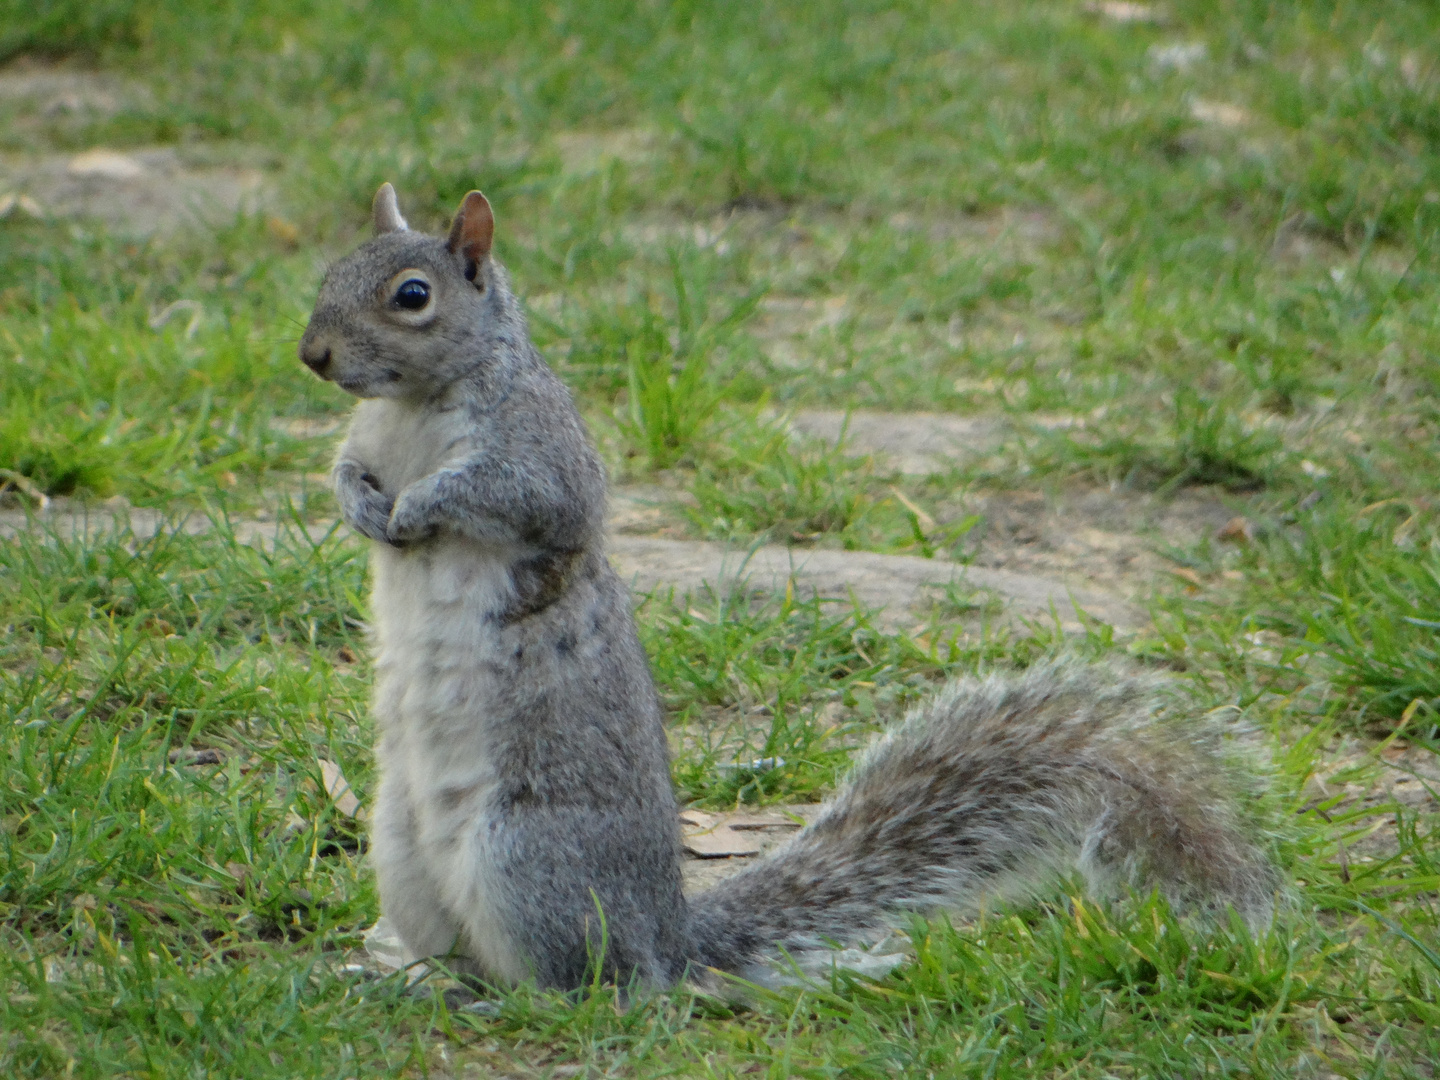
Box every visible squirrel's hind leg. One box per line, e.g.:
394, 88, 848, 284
371, 769, 469, 968
468, 806, 691, 991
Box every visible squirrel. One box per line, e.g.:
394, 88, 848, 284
298, 183, 1279, 991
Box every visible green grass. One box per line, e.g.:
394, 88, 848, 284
6, 520, 1437, 1078
3, 0, 1440, 1075
1221, 502, 1440, 729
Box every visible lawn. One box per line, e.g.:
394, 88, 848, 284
2, 0, 1439, 1076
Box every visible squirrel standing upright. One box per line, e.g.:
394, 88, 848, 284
298, 184, 1278, 991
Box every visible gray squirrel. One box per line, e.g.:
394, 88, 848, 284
298, 183, 1278, 991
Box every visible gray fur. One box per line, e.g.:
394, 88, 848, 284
300, 186, 1278, 992
332, 461, 394, 544
372, 182, 409, 235
686, 661, 1278, 982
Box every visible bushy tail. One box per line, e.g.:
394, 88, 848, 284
685, 662, 1278, 981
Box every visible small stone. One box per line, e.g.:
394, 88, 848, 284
682, 825, 764, 859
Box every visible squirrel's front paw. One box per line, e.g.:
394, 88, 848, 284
386, 492, 440, 547
337, 473, 395, 544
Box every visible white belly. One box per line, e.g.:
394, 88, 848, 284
369, 537, 530, 983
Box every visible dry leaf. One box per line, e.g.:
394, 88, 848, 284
319, 758, 364, 820
1170, 567, 1204, 588
1216, 516, 1256, 544
0, 468, 51, 510
266, 215, 300, 247
679, 806, 811, 857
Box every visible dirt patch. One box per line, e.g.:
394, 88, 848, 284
0, 146, 268, 234
0, 60, 151, 120
777, 408, 1243, 607
610, 534, 1139, 633
958, 484, 1241, 602
609, 484, 684, 534
787, 409, 1007, 474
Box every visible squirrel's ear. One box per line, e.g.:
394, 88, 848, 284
447, 191, 495, 264
372, 183, 409, 234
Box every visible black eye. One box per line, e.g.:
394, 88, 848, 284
394, 279, 430, 310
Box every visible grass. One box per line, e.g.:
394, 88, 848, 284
2, 0, 1440, 1075
610, 250, 766, 469
1229, 502, 1440, 729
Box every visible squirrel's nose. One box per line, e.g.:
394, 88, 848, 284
300, 340, 332, 376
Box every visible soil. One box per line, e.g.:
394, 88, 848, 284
0, 145, 269, 235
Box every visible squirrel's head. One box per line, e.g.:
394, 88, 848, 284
299, 183, 504, 400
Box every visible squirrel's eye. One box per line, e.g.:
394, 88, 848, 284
394, 279, 431, 310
